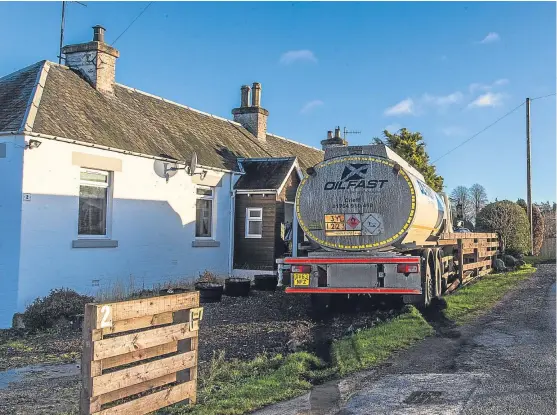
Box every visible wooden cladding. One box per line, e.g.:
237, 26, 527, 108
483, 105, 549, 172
81, 292, 202, 415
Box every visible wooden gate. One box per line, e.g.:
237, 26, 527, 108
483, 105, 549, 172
80, 291, 202, 415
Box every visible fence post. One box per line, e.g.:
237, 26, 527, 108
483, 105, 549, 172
458, 238, 464, 283
80, 304, 101, 415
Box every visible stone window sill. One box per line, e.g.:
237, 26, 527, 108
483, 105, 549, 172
192, 240, 220, 248
72, 239, 119, 248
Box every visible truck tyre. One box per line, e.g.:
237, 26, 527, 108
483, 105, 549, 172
434, 250, 443, 298
418, 249, 434, 309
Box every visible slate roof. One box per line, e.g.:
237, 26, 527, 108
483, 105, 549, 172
234, 158, 297, 190
0, 62, 42, 132
0, 61, 323, 172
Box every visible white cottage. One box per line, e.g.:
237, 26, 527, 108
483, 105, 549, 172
0, 26, 323, 327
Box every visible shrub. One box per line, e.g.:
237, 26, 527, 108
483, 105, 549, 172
476, 200, 530, 255
23, 288, 94, 331
517, 199, 545, 255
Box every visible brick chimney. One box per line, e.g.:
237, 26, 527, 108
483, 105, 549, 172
320, 126, 347, 150
62, 25, 120, 95
232, 82, 269, 141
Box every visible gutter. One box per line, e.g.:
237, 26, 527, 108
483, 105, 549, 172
0, 131, 22, 136
21, 131, 241, 174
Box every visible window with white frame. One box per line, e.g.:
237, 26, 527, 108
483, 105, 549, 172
196, 187, 214, 238
78, 168, 112, 237
245, 208, 263, 238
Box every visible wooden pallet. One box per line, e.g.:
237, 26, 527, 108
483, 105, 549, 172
439, 232, 500, 288
80, 292, 202, 415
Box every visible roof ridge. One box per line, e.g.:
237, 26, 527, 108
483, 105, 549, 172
20, 61, 50, 133
266, 132, 323, 153
0, 60, 45, 83
238, 157, 296, 162
115, 83, 244, 127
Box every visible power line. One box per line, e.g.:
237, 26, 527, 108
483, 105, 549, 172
531, 92, 556, 101
111, 2, 153, 46
431, 100, 526, 164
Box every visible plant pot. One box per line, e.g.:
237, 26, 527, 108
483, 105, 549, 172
195, 282, 224, 303
254, 275, 278, 291
225, 278, 251, 297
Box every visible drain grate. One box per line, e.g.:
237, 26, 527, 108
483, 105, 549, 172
403, 391, 444, 405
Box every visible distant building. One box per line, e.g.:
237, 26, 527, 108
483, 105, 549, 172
0, 26, 323, 327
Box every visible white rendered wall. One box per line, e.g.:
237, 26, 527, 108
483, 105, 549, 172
0, 135, 25, 328
17, 137, 232, 314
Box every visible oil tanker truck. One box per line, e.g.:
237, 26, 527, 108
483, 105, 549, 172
278, 141, 457, 309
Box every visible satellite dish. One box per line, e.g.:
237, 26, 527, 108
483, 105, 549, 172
188, 152, 198, 176
153, 159, 178, 180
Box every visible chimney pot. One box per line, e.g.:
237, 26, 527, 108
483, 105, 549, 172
327, 130, 333, 139
240, 85, 250, 107
252, 82, 261, 107
92, 25, 106, 43
334, 126, 341, 138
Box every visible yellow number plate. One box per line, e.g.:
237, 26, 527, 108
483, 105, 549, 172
293, 273, 310, 286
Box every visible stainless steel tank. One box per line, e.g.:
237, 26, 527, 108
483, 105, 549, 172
295, 144, 449, 251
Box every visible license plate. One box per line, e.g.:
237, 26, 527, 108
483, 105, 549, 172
293, 273, 310, 286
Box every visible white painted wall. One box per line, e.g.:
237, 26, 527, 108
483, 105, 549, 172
16, 137, 233, 317
0, 135, 25, 328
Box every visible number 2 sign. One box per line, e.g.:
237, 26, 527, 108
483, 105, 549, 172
100, 305, 113, 328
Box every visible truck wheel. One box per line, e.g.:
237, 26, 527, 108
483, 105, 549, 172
434, 253, 443, 298
418, 250, 434, 309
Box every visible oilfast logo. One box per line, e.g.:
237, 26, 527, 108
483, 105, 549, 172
324, 163, 388, 191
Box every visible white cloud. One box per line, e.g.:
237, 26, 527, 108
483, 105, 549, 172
422, 91, 463, 106
479, 32, 500, 44
441, 126, 466, 137
384, 98, 414, 116
279, 50, 317, 65
300, 100, 324, 114
384, 123, 402, 132
469, 78, 509, 93
468, 92, 505, 108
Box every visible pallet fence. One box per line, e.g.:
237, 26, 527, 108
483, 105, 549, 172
80, 291, 203, 415
439, 232, 500, 290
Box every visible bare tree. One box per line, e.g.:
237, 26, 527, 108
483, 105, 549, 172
450, 186, 473, 223
469, 183, 488, 220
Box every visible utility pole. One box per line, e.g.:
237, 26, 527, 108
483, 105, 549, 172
526, 97, 533, 255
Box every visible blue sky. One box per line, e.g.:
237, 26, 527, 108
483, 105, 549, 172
1, 1, 555, 202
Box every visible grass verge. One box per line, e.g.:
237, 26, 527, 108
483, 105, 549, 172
165, 305, 433, 414
331, 305, 434, 376
443, 264, 537, 325
164, 351, 332, 415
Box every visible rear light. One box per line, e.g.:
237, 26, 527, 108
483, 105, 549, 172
291, 265, 311, 273
397, 264, 419, 274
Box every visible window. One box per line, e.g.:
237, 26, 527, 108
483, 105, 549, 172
245, 208, 263, 238
78, 168, 112, 237
196, 187, 214, 238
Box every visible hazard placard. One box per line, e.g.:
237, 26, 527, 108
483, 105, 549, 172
362, 213, 384, 235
